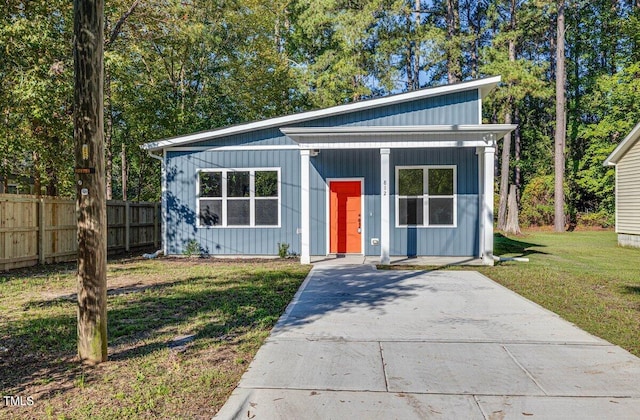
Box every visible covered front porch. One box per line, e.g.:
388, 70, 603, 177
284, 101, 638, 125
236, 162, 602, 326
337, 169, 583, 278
281, 125, 516, 266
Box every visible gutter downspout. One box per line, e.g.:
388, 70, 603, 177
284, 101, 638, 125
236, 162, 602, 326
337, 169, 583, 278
147, 150, 166, 257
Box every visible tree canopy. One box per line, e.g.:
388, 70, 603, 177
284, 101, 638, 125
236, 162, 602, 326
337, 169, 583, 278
2, 0, 638, 226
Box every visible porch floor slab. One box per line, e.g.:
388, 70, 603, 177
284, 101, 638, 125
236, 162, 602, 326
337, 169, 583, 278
310, 255, 484, 266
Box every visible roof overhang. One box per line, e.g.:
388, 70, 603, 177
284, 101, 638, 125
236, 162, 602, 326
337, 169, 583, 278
280, 125, 516, 149
141, 76, 502, 152
604, 122, 640, 166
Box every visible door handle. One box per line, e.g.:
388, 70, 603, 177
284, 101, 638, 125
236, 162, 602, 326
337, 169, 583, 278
358, 215, 361, 234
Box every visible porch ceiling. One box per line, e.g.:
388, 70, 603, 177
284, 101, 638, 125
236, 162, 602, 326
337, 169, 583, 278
280, 124, 517, 149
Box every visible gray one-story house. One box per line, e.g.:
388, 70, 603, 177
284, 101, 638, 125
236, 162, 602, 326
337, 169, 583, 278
142, 76, 515, 265
604, 122, 640, 248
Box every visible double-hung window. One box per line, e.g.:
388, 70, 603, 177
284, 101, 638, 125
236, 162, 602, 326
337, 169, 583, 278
198, 168, 280, 227
396, 166, 456, 227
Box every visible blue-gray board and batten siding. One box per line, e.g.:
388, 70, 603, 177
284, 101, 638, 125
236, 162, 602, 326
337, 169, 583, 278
182, 91, 479, 148
165, 147, 479, 257
164, 90, 482, 257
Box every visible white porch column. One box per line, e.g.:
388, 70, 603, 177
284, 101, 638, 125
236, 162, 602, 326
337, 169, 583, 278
300, 149, 311, 264
482, 146, 495, 265
380, 148, 391, 265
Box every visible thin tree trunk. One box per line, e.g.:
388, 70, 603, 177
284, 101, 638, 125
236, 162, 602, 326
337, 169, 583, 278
46, 152, 58, 196
469, 0, 479, 79
0, 164, 9, 194
554, 0, 566, 232
103, 0, 140, 200
121, 143, 127, 201
105, 73, 113, 200
412, 0, 421, 90
74, 0, 107, 364
32, 151, 41, 197
514, 107, 521, 197
446, 0, 461, 83
406, 13, 415, 91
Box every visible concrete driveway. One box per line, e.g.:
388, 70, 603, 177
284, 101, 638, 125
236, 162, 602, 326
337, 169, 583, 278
215, 265, 640, 419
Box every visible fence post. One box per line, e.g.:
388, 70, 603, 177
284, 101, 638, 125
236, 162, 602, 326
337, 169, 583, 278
125, 201, 130, 252
38, 198, 46, 265
153, 203, 159, 248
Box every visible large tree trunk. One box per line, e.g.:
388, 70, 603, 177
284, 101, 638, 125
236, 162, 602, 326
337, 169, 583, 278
497, 1, 517, 231
497, 109, 512, 230
554, 0, 566, 232
74, 0, 107, 364
514, 107, 521, 195
505, 184, 521, 235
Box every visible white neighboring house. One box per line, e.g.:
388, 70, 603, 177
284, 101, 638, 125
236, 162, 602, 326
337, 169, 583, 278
604, 123, 640, 248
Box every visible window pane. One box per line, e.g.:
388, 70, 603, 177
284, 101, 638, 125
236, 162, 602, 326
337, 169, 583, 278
429, 197, 454, 225
398, 169, 423, 196
255, 171, 278, 197
429, 168, 454, 195
399, 198, 423, 225
255, 199, 278, 225
199, 172, 222, 197
227, 171, 250, 197
199, 199, 222, 225
227, 200, 250, 225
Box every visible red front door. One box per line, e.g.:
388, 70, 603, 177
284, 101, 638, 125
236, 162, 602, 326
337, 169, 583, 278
329, 181, 362, 254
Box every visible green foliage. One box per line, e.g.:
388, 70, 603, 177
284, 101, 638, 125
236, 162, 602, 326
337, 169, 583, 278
519, 175, 555, 227
277, 242, 290, 259
0, 0, 637, 226
576, 210, 614, 229
182, 239, 202, 257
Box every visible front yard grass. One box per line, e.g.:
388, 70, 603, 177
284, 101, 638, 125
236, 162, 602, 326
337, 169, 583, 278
0, 258, 310, 419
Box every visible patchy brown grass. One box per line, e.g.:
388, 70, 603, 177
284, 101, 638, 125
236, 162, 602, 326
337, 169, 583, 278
0, 258, 309, 419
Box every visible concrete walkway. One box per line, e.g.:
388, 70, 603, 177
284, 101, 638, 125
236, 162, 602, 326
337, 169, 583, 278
215, 265, 640, 419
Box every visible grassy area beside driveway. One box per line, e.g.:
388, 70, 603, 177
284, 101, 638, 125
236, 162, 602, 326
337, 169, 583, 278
0, 258, 310, 419
385, 230, 640, 358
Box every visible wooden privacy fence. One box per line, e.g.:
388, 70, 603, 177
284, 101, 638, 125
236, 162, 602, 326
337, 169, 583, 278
0, 194, 160, 271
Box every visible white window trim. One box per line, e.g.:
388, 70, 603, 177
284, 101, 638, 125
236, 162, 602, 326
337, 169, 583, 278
395, 165, 457, 228
196, 167, 281, 228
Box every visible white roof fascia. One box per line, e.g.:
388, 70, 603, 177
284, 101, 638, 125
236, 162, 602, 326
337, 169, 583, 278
280, 124, 516, 146
293, 140, 499, 150
604, 122, 640, 166
142, 76, 502, 151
